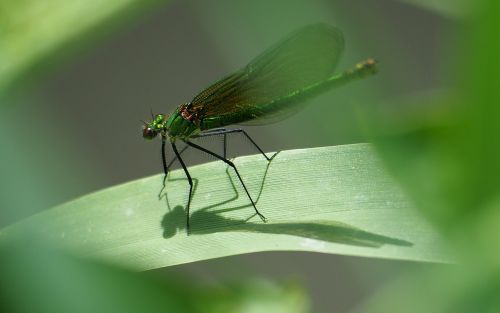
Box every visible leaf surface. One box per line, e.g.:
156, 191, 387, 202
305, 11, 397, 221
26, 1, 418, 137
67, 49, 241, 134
0, 144, 452, 270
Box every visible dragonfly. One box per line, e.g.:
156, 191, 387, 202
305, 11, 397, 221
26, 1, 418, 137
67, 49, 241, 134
142, 23, 377, 233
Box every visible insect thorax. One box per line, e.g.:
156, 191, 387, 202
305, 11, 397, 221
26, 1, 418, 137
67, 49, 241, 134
166, 103, 201, 139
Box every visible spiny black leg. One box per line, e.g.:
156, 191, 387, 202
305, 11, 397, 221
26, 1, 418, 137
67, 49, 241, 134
185, 140, 267, 222
200, 127, 228, 134
160, 143, 189, 201
172, 142, 194, 234
159, 136, 169, 197
162, 144, 189, 190
196, 128, 275, 161
161, 136, 168, 176
167, 144, 189, 169
234, 129, 272, 161
194, 127, 229, 158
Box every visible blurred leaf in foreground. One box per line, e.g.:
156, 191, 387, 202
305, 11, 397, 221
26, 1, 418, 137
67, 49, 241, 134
373, 0, 500, 252
358, 0, 500, 311
0, 239, 309, 313
0, 0, 164, 99
355, 262, 500, 313
395, 0, 476, 19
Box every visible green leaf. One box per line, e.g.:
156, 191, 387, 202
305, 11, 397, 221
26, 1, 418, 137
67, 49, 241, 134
372, 0, 500, 236
394, 0, 476, 19
0, 0, 164, 98
0, 242, 310, 313
0, 144, 452, 270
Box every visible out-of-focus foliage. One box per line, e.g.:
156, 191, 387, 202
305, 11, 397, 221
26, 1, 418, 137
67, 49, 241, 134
356, 0, 500, 311
355, 264, 500, 313
373, 0, 500, 255
0, 0, 164, 98
395, 0, 476, 19
0, 239, 308, 313
1, 0, 496, 311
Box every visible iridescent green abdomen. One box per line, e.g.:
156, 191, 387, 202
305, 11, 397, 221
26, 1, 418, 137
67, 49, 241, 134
199, 58, 377, 130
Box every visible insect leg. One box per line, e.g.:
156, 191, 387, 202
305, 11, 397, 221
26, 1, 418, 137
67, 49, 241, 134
185, 140, 267, 222
172, 142, 194, 234
192, 128, 229, 158
196, 129, 276, 161
161, 143, 189, 195
161, 136, 169, 176
200, 127, 228, 134
166, 144, 189, 169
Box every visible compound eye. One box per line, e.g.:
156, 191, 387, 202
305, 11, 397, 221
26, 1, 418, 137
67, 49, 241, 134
155, 114, 164, 123
142, 126, 157, 140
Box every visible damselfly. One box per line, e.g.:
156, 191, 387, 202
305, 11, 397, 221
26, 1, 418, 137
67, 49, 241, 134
142, 24, 377, 232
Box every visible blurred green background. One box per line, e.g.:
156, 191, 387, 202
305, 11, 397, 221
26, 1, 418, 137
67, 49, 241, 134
0, 0, 451, 228
2, 0, 498, 312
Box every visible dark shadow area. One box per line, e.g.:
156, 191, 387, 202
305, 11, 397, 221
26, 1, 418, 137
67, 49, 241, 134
158, 174, 200, 213
159, 150, 412, 248
161, 205, 412, 248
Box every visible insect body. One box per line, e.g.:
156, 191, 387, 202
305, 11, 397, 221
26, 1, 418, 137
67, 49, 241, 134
142, 24, 377, 233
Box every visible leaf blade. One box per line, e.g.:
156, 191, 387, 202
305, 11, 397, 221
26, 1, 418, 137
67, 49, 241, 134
0, 144, 453, 270
0, 0, 164, 98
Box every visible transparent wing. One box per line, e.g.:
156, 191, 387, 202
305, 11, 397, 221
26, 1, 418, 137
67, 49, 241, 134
190, 23, 344, 127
